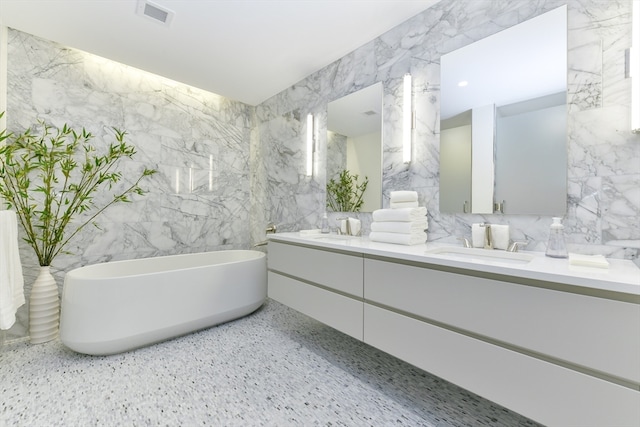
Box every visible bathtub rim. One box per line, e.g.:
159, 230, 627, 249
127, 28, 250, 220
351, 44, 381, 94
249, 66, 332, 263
64, 249, 266, 281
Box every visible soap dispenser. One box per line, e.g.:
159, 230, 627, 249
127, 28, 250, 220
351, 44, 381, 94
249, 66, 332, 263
320, 212, 330, 234
545, 217, 568, 258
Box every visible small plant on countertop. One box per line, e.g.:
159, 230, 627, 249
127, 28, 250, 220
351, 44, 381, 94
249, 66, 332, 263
0, 113, 157, 266
326, 169, 368, 212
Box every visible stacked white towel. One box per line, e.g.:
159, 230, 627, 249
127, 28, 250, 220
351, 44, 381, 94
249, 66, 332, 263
0, 210, 25, 330
369, 191, 428, 245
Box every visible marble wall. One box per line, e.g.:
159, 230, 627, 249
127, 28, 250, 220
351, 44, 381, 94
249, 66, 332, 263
3, 0, 639, 340
4, 29, 253, 339
255, 0, 640, 260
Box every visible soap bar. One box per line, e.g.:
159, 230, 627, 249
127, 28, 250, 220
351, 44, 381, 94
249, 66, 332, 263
568, 253, 610, 269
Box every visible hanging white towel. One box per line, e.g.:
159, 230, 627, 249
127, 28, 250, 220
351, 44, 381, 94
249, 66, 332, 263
0, 210, 25, 330
370, 219, 428, 234
372, 207, 427, 222
390, 191, 418, 203
369, 231, 427, 246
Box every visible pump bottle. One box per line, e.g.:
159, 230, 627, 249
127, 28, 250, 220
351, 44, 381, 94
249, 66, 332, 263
320, 212, 330, 234
545, 217, 568, 258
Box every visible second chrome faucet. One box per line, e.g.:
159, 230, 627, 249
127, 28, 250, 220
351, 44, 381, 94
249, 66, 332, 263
480, 222, 493, 249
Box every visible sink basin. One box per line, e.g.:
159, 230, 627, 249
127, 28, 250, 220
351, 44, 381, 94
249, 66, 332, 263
425, 246, 534, 264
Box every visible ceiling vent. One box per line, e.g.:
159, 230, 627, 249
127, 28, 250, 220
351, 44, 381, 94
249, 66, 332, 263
136, 0, 174, 26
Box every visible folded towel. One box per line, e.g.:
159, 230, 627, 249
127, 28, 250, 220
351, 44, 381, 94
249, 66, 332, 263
569, 253, 610, 269
472, 223, 486, 248
373, 207, 427, 222
369, 231, 427, 246
0, 210, 25, 330
348, 217, 361, 236
390, 191, 418, 203
491, 224, 510, 250
390, 201, 419, 209
370, 219, 428, 234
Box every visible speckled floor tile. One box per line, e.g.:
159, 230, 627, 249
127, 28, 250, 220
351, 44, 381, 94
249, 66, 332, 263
0, 299, 541, 426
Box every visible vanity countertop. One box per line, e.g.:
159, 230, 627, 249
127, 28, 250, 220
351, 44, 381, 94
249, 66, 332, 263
268, 232, 640, 297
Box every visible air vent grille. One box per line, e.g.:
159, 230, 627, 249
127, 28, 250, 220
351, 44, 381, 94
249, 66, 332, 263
136, 0, 174, 26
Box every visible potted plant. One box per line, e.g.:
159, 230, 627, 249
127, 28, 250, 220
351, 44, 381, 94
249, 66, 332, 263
326, 169, 368, 212
0, 114, 156, 343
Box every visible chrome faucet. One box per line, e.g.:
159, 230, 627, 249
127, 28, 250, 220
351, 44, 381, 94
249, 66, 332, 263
336, 216, 351, 235
507, 241, 528, 252
480, 223, 493, 249
458, 237, 472, 248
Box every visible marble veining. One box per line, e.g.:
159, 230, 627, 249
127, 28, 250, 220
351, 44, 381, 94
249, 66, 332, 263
5, 29, 252, 339
3, 0, 639, 340
255, 0, 639, 266
0, 299, 540, 427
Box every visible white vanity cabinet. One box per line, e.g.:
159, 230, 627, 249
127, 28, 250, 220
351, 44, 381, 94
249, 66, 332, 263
266, 235, 640, 426
267, 241, 364, 340
363, 257, 640, 427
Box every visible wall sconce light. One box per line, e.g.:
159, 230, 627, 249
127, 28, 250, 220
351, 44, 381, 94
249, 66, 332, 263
403, 73, 413, 163
306, 113, 314, 176
631, 0, 640, 133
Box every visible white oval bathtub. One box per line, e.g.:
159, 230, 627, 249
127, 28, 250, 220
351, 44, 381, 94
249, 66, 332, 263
60, 250, 266, 355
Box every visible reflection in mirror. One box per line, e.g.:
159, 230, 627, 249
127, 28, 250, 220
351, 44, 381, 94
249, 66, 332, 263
440, 5, 567, 215
327, 82, 382, 212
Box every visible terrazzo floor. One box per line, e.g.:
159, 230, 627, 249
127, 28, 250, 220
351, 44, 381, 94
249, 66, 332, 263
1, 299, 541, 426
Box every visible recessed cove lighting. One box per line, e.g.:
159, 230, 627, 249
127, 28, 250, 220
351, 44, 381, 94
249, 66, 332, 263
458, 80, 469, 87
136, 0, 175, 26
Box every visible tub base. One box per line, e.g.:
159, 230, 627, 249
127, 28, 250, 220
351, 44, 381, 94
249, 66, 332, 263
60, 250, 267, 356
62, 301, 264, 356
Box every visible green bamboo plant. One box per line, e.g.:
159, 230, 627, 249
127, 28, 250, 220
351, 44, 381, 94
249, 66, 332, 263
0, 114, 156, 266
326, 169, 369, 212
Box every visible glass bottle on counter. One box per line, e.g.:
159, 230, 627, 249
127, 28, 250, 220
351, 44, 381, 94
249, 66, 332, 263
545, 217, 568, 258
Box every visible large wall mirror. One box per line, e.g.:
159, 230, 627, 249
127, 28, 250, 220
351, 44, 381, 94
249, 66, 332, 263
327, 82, 383, 212
440, 5, 567, 215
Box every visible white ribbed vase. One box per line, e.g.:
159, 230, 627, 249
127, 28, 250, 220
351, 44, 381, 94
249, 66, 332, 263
29, 266, 60, 344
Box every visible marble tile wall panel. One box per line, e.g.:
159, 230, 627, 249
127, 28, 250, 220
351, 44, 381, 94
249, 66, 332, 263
5, 29, 253, 338
5, 0, 640, 341
254, 0, 639, 265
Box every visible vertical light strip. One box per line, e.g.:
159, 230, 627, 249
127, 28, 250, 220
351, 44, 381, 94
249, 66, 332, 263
306, 113, 314, 176
403, 73, 412, 163
632, 0, 640, 132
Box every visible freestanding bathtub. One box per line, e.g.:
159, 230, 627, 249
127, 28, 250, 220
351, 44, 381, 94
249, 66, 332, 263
60, 250, 266, 355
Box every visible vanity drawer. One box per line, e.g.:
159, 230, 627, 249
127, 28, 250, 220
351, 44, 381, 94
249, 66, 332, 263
268, 241, 363, 297
364, 258, 640, 385
364, 303, 640, 427
268, 271, 363, 340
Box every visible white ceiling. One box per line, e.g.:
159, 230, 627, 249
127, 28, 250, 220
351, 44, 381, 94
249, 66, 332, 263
0, 0, 441, 106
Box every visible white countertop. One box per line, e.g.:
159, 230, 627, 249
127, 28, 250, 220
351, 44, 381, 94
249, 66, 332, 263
268, 232, 640, 297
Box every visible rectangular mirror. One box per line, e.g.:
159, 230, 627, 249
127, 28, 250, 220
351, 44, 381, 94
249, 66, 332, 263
440, 6, 567, 215
326, 82, 383, 212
